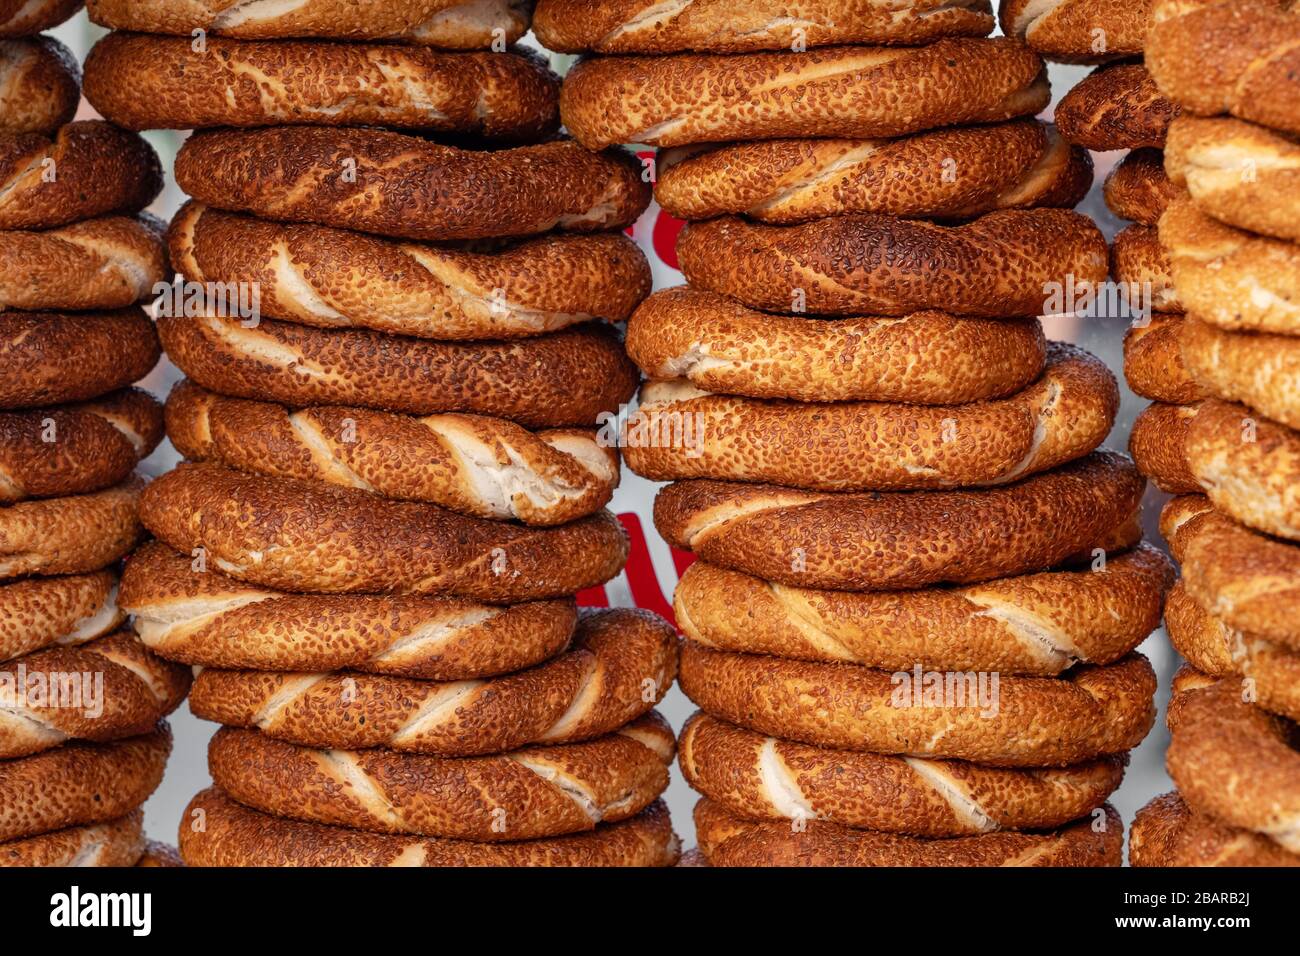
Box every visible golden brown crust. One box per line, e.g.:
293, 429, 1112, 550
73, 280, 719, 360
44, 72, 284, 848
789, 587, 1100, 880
121, 541, 575, 679
0, 478, 143, 581
0, 37, 79, 137
209, 712, 674, 840
681, 712, 1125, 836
1103, 148, 1182, 225
0, 309, 160, 411
84, 35, 559, 140
168, 202, 651, 340
0, 570, 122, 665
678, 209, 1107, 317
1111, 223, 1179, 313
180, 788, 681, 867
534, 0, 995, 52
165, 381, 619, 526
0, 729, 168, 843
1054, 61, 1178, 150
157, 314, 638, 429
141, 463, 628, 600
1161, 494, 1300, 650
626, 289, 1046, 404
175, 129, 650, 242
626, 343, 1118, 491
1128, 401, 1200, 493
86, 0, 533, 49
561, 39, 1049, 149
1162, 196, 1300, 335
0, 389, 163, 502
654, 120, 1091, 224
695, 798, 1123, 866
675, 545, 1173, 676
1122, 312, 1205, 403
680, 642, 1156, 766
1130, 790, 1300, 866
0, 121, 161, 230
0, 214, 166, 312
135, 840, 183, 867
190, 608, 676, 754
1000, 0, 1150, 63
1147, 0, 1300, 135
655, 451, 1145, 591
1167, 677, 1300, 853
0, 0, 81, 36
0, 811, 144, 868
1165, 115, 1300, 242
1180, 316, 1300, 431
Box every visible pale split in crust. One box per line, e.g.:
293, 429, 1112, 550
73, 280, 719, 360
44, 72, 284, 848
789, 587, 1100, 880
1103, 148, 1182, 226
175, 128, 650, 242
560, 38, 1049, 149
0, 36, 80, 137
1128, 401, 1200, 493
0, 478, 144, 581
140, 463, 628, 601
188, 608, 677, 755
1000, 0, 1150, 63
84, 35, 560, 141
1180, 315, 1300, 431
165, 381, 620, 526
167, 202, 652, 341
679, 642, 1156, 767
0, 0, 81, 38
208, 712, 674, 841
180, 788, 681, 867
674, 544, 1174, 676
1052, 61, 1177, 150
0, 810, 145, 868
677, 209, 1108, 318
0, 570, 122, 665
653, 119, 1091, 224
120, 541, 577, 680
1131, 791, 1300, 867
533, 0, 996, 53
1110, 223, 1178, 313
695, 798, 1123, 867
1122, 313, 1205, 404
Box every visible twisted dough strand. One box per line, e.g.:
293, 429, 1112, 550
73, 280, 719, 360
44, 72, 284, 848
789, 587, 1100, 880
0, 570, 122, 665
0, 478, 144, 580
0, 0, 81, 37
0, 37, 80, 137
0, 812, 145, 868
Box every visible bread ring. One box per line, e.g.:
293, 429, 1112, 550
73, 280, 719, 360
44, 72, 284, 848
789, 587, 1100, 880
695, 798, 1123, 867
0, 309, 160, 411
209, 713, 673, 840
86, 0, 533, 49
653, 120, 1092, 225
168, 203, 651, 341
0, 121, 161, 230
0, 478, 143, 581
1111, 224, 1178, 313
175, 129, 650, 242
1131, 791, 1300, 867
560, 39, 1049, 150
0, 728, 168, 842
1162, 494, 1300, 650
121, 541, 575, 680
626, 343, 1118, 491
182, 788, 680, 866
0, 812, 144, 868
0, 389, 163, 503
0, 632, 190, 758
1128, 402, 1199, 493
0, 0, 80, 37
165, 382, 619, 526
655, 451, 1145, 591
0, 214, 166, 312
1161, 197, 1300, 336
675, 544, 1173, 677
0, 570, 122, 664
677, 210, 1108, 318
84, 35, 559, 140
156, 314, 638, 429
680, 712, 1125, 837
680, 642, 1156, 766
1122, 313, 1205, 403
1180, 316, 1300, 430
1167, 677, 1300, 853
136, 841, 182, 867
0, 36, 79, 137
533, 0, 996, 53
189, 608, 676, 755
1053, 61, 1177, 150
1103, 148, 1181, 225
1000, 0, 1148, 63
140, 463, 628, 600
1147, 0, 1300, 135
626, 289, 1046, 405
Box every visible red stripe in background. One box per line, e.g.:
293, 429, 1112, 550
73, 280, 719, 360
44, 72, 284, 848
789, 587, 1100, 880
575, 513, 695, 627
